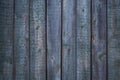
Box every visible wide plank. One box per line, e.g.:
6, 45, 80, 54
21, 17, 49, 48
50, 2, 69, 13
92, 0, 107, 80
77, 0, 90, 80
30, 0, 46, 80
62, 0, 76, 80
0, 0, 14, 80
108, 0, 120, 80
14, 0, 30, 80
47, 0, 61, 80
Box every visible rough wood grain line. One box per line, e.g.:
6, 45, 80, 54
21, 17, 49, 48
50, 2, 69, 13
108, 0, 120, 80
0, 0, 13, 80
47, 0, 61, 80
14, 0, 29, 80
62, 0, 76, 80
30, 0, 46, 80
77, 0, 90, 80
92, 0, 107, 80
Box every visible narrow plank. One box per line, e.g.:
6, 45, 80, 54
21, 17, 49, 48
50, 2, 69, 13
47, 0, 61, 80
30, 0, 46, 80
77, 0, 90, 80
108, 0, 120, 80
62, 0, 76, 80
0, 0, 13, 80
14, 0, 29, 80
92, 0, 107, 80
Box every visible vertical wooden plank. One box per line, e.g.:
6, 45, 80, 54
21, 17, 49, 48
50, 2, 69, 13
77, 0, 90, 80
14, 0, 29, 80
92, 0, 107, 80
47, 0, 61, 80
0, 0, 13, 80
30, 0, 46, 80
62, 0, 76, 80
108, 0, 120, 80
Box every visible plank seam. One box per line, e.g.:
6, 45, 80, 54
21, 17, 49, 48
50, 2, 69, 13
28, 0, 30, 80
90, 0, 92, 80
75, 0, 77, 80
106, 0, 108, 80
13, 0, 16, 80
61, 0, 63, 80
45, 0, 48, 80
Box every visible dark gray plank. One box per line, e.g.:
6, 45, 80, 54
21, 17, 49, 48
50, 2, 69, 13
47, 0, 61, 80
77, 0, 90, 80
0, 0, 13, 80
62, 0, 76, 80
30, 0, 46, 80
108, 0, 120, 80
92, 0, 107, 80
14, 0, 29, 80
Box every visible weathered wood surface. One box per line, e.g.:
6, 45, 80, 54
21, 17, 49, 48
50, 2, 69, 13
47, 0, 61, 80
108, 0, 120, 80
1, 0, 120, 80
92, 0, 107, 80
14, 0, 30, 80
0, 0, 14, 80
77, 0, 90, 80
62, 0, 76, 80
30, 0, 46, 80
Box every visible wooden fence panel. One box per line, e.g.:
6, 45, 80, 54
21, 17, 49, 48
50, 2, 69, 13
62, 0, 76, 80
77, 0, 91, 80
108, 0, 120, 80
14, 0, 30, 80
30, 0, 46, 80
92, 0, 107, 80
0, 0, 14, 80
47, 0, 62, 80
0, 0, 120, 80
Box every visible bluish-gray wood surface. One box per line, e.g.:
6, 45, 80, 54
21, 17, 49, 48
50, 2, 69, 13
47, 0, 61, 80
14, 0, 30, 80
30, 0, 46, 80
77, 0, 90, 80
0, 0, 14, 80
92, 0, 107, 80
1, 0, 120, 80
62, 0, 76, 80
108, 0, 120, 80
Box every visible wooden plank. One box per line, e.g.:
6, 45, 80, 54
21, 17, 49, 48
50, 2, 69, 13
47, 0, 61, 80
0, 0, 13, 80
30, 0, 46, 80
108, 0, 120, 80
92, 0, 107, 80
62, 0, 76, 80
77, 0, 90, 80
14, 0, 29, 80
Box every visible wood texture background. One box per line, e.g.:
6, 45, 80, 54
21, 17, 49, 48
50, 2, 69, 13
0, 0, 120, 80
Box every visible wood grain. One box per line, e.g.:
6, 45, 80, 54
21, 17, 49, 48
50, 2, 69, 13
92, 0, 107, 80
14, 0, 30, 80
108, 0, 120, 80
30, 0, 46, 80
0, 0, 14, 80
77, 0, 90, 80
62, 0, 76, 80
47, 0, 61, 80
